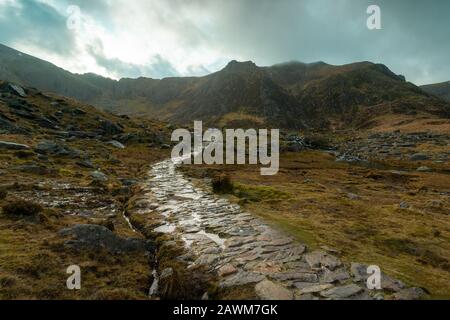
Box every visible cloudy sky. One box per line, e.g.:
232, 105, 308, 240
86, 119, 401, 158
0, 0, 449, 85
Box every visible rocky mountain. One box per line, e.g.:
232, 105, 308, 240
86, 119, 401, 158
1, 43, 449, 130
421, 81, 450, 102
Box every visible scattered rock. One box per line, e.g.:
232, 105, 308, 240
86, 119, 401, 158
417, 166, 432, 172
107, 140, 126, 149
255, 280, 293, 300
393, 287, 425, 300
35, 140, 80, 157
0, 141, 30, 150
90, 171, 108, 182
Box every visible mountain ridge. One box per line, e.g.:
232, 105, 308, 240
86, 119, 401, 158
1, 43, 449, 130
421, 81, 450, 102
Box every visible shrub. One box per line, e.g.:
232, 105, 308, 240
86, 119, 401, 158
304, 134, 332, 149
14, 151, 34, 159
0, 189, 7, 200
211, 174, 233, 194
2, 199, 43, 217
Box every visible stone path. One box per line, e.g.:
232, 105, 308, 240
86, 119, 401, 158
140, 158, 421, 300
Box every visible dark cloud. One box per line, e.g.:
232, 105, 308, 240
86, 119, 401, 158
201, 0, 450, 84
0, 0, 76, 56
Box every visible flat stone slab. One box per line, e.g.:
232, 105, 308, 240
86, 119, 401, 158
219, 271, 266, 288
255, 280, 293, 300
320, 284, 364, 299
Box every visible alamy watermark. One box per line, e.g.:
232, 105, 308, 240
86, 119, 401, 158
66, 265, 81, 290
171, 121, 279, 176
367, 265, 382, 290
367, 5, 382, 30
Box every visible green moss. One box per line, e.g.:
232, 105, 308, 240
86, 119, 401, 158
232, 183, 291, 203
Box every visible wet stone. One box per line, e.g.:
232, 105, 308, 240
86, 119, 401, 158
321, 268, 350, 284
270, 272, 318, 283
219, 272, 266, 288
320, 284, 363, 299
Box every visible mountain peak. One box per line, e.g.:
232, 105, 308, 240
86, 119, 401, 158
223, 60, 258, 73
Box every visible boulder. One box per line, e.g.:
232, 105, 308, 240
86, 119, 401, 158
0, 83, 27, 97
35, 140, 81, 157
90, 171, 108, 182
0, 141, 30, 150
255, 280, 293, 300
59, 224, 155, 254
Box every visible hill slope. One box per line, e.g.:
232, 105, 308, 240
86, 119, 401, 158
421, 81, 450, 102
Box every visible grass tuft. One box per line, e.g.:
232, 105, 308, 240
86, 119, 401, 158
2, 199, 43, 217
